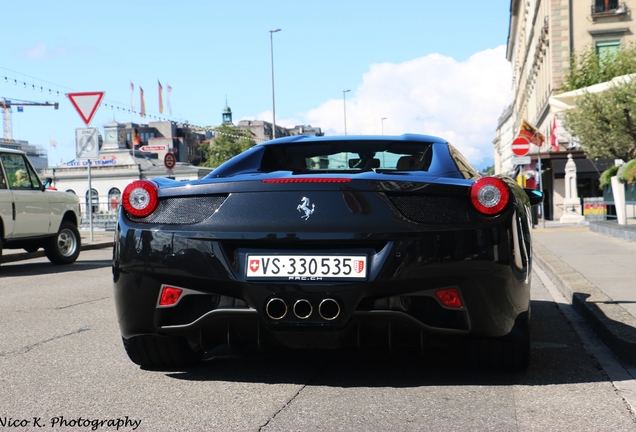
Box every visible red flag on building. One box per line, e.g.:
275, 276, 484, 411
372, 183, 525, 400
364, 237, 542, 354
550, 116, 559, 151
140, 87, 146, 118
158, 80, 163, 114
518, 120, 545, 147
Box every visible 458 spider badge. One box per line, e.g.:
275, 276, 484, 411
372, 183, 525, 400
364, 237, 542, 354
297, 197, 315, 220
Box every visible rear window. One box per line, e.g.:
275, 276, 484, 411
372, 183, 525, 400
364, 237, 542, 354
260, 141, 434, 173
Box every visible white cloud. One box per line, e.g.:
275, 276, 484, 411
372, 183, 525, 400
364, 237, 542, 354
303, 46, 512, 166
15, 43, 94, 59
18, 43, 51, 59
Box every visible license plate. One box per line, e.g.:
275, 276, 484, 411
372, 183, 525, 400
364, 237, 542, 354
246, 255, 367, 280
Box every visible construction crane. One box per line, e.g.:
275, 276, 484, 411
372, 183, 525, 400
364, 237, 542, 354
1, 97, 59, 142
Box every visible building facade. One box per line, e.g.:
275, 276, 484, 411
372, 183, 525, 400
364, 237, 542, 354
237, 120, 324, 142
101, 120, 208, 166
497, 0, 636, 220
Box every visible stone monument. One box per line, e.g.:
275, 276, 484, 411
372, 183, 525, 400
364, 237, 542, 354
560, 153, 585, 224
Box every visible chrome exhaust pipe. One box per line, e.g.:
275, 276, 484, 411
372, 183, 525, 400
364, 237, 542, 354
265, 298, 287, 320
293, 299, 313, 319
318, 298, 340, 321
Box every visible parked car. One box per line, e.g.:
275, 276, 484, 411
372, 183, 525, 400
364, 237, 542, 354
113, 134, 542, 370
0, 148, 81, 264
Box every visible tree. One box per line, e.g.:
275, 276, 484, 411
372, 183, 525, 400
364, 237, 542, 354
562, 43, 636, 91
563, 80, 636, 161
198, 125, 256, 168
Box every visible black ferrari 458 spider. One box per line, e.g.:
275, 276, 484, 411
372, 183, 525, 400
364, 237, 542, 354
113, 134, 542, 370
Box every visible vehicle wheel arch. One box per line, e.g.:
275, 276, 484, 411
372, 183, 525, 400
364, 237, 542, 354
60, 210, 80, 228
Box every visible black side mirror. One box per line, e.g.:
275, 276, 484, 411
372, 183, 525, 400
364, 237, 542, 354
524, 188, 543, 207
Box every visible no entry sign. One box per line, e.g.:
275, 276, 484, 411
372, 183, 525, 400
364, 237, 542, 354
164, 152, 176, 169
512, 137, 530, 156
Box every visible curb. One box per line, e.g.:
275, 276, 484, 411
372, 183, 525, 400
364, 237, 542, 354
1, 241, 114, 264
590, 220, 636, 242
533, 242, 636, 365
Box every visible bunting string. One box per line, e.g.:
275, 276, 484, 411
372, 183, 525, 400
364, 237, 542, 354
0, 66, 211, 129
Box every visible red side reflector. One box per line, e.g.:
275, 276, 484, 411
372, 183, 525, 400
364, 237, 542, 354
262, 178, 351, 183
159, 286, 183, 306
435, 288, 463, 308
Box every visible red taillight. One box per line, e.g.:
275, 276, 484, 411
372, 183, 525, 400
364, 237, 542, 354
122, 180, 159, 218
435, 288, 463, 308
159, 286, 183, 306
262, 178, 351, 183
470, 177, 509, 216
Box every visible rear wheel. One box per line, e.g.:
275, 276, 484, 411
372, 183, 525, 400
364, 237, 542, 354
122, 336, 202, 368
44, 222, 81, 265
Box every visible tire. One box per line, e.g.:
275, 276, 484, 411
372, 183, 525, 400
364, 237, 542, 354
466, 312, 530, 371
44, 222, 81, 265
122, 336, 202, 368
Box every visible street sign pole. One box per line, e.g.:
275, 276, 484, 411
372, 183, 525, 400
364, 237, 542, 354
68, 92, 103, 243
538, 152, 545, 229
87, 160, 93, 241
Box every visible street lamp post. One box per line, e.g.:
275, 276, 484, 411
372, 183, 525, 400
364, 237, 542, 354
269, 28, 281, 139
343, 89, 350, 135
381, 117, 387, 135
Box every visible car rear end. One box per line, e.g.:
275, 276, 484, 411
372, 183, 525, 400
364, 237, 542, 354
113, 136, 534, 368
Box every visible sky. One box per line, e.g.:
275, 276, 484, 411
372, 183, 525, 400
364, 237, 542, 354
2, 0, 512, 170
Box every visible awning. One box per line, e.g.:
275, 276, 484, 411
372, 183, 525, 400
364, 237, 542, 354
548, 73, 636, 113
552, 157, 614, 176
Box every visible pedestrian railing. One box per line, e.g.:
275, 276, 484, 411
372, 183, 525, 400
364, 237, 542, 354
80, 202, 119, 231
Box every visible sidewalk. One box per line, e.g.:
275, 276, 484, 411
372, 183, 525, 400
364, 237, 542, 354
532, 219, 636, 365
0, 230, 115, 264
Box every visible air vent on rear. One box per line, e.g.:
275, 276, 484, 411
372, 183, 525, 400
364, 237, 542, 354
127, 195, 228, 225
387, 194, 493, 224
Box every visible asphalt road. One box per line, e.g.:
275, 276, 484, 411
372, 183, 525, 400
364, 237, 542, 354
1, 249, 635, 431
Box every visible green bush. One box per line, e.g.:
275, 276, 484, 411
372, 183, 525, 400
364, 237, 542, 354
619, 159, 636, 184
599, 165, 620, 189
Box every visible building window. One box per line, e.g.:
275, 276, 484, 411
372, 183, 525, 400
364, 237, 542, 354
66, 189, 76, 195
108, 188, 121, 211
596, 40, 620, 67
85, 188, 99, 214
595, 0, 619, 13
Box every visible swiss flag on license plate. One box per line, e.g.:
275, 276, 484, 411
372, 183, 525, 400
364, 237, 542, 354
354, 260, 364, 274
249, 259, 260, 273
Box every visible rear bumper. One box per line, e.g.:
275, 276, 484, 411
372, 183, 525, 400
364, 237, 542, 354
113, 217, 531, 349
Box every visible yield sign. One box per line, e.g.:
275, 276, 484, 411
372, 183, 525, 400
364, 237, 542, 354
67, 92, 104, 125
512, 137, 531, 156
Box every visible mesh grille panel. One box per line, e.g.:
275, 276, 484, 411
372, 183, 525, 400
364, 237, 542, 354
387, 194, 490, 224
127, 195, 228, 225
